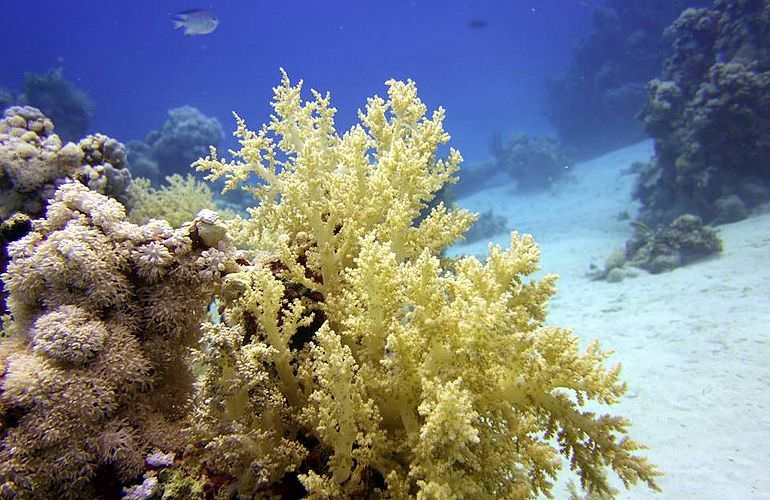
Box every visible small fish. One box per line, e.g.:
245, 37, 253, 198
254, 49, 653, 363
578, 0, 605, 8
468, 19, 489, 29
170, 9, 219, 36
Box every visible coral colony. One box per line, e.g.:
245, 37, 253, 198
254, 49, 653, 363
0, 72, 658, 497
545, 0, 693, 159
635, 0, 770, 228
127, 106, 224, 182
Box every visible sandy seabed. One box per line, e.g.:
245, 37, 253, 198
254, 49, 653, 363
449, 141, 770, 499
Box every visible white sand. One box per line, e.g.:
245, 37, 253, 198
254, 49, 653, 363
449, 141, 770, 498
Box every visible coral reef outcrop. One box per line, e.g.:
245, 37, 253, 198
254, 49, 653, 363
464, 209, 508, 244
0, 106, 132, 223
545, 0, 692, 158
0, 106, 79, 220
74, 132, 132, 205
491, 133, 572, 191
0, 183, 240, 497
625, 214, 722, 274
127, 106, 223, 181
19, 68, 92, 143
589, 214, 722, 279
636, 0, 770, 227
190, 71, 659, 497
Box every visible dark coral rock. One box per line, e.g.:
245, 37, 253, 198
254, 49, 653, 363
463, 209, 508, 244
74, 133, 133, 205
0, 89, 14, 115
636, 0, 770, 227
544, 0, 693, 159
713, 194, 748, 224
737, 178, 769, 206
19, 68, 92, 143
126, 106, 223, 181
126, 140, 160, 181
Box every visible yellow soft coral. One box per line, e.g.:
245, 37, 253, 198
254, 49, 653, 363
193, 70, 659, 498
196, 70, 474, 295
128, 173, 235, 227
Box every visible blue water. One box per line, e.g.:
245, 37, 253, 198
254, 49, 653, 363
2, 0, 592, 163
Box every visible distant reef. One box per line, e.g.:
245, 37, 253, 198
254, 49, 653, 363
126, 105, 223, 181
0, 69, 93, 144
635, 0, 770, 228
544, 0, 693, 159
491, 133, 572, 192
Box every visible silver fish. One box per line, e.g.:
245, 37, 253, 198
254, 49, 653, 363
170, 9, 219, 36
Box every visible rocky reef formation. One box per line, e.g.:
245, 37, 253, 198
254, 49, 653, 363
0, 106, 80, 223
0, 89, 14, 115
463, 209, 508, 244
126, 106, 223, 181
74, 132, 133, 206
545, 0, 693, 159
0, 106, 132, 222
626, 214, 722, 273
491, 133, 572, 192
636, 0, 770, 227
18, 68, 92, 143
590, 214, 722, 281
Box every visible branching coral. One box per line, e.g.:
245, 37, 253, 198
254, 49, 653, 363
192, 70, 659, 497
0, 182, 241, 497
